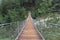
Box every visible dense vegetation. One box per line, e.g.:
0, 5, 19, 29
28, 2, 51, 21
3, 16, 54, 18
37, 22, 60, 40
0, 0, 60, 23
0, 0, 28, 24
0, 0, 60, 40
47, 16, 60, 24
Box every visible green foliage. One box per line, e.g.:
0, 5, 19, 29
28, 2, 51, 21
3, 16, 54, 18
0, 0, 60, 40
0, 0, 28, 23
37, 22, 60, 40
0, 0, 60, 23
31, 0, 54, 19
0, 14, 4, 23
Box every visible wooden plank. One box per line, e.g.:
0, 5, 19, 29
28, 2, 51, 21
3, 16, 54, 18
17, 12, 43, 40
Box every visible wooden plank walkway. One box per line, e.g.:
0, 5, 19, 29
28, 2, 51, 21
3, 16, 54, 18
17, 12, 43, 40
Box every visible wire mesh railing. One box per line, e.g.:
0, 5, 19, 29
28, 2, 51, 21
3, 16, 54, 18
0, 20, 26, 40
32, 19, 45, 40
0, 14, 60, 40
36, 17, 60, 40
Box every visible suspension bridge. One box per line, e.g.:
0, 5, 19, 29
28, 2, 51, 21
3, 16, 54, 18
15, 12, 44, 40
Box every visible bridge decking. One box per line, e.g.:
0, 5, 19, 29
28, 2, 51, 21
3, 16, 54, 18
17, 12, 43, 40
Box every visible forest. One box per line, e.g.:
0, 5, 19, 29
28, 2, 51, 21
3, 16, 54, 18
0, 0, 60, 40
0, 0, 60, 23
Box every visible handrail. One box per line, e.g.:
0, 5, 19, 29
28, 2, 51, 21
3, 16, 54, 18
46, 22, 60, 26
0, 20, 27, 40
0, 22, 16, 27
34, 25, 45, 40
32, 18, 45, 40
15, 20, 27, 40
15, 11, 45, 40
0, 21, 21, 40
0, 21, 25, 27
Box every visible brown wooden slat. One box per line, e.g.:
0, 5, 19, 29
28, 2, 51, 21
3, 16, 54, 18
17, 12, 43, 40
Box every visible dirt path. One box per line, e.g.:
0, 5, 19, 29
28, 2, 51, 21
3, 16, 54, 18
17, 12, 43, 40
